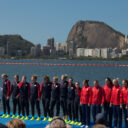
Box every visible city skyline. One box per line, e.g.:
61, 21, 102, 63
0, 0, 128, 46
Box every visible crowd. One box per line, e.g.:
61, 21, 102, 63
0, 73, 128, 128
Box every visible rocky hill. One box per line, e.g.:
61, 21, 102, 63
0, 35, 34, 56
67, 20, 125, 49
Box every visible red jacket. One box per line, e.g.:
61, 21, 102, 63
122, 86, 128, 104
80, 85, 92, 104
110, 85, 122, 105
103, 84, 112, 103
92, 86, 104, 105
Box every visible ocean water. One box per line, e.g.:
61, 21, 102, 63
0, 59, 128, 117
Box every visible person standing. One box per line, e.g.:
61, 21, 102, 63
1, 74, 11, 118
67, 77, 75, 125
92, 80, 104, 123
60, 74, 68, 122
30, 75, 41, 121
10, 74, 21, 119
18, 76, 30, 120
49, 76, 60, 121
80, 80, 92, 128
103, 77, 113, 128
121, 80, 128, 128
110, 78, 123, 128
74, 82, 82, 126
40, 75, 52, 121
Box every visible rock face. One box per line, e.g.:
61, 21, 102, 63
67, 20, 125, 49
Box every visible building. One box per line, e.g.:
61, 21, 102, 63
0, 47, 5, 55
92, 48, 101, 57
54, 42, 68, 56
101, 48, 112, 58
68, 41, 76, 56
76, 48, 84, 57
42, 46, 50, 56
47, 38, 55, 49
84, 49, 93, 57
125, 35, 128, 44
30, 44, 41, 57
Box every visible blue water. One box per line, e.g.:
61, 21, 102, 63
0, 59, 128, 86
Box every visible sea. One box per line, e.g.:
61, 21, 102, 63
0, 59, 128, 117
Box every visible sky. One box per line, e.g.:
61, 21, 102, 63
0, 0, 128, 46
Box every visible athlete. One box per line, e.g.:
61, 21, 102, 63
49, 76, 60, 121
30, 75, 41, 121
74, 82, 82, 126
110, 78, 122, 128
103, 77, 113, 128
60, 74, 68, 121
67, 77, 75, 125
121, 80, 128, 128
80, 80, 92, 128
1, 74, 11, 118
10, 74, 21, 119
92, 80, 104, 122
18, 76, 30, 120
40, 75, 52, 121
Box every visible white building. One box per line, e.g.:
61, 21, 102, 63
0, 47, 5, 55
101, 48, 113, 58
76, 48, 84, 57
55, 42, 67, 53
92, 48, 101, 57
84, 49, 93, 57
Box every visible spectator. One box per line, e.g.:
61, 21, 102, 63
6, 119, 26, 128
95, 113, 106, 125
45, 116, 72, 128
93, 124, 106, 128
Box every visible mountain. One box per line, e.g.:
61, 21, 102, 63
67, 20, 125, 49
0, 35, 34, 56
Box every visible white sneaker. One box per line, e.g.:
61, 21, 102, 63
85, 125, 89, 128
81, 125, 85, 128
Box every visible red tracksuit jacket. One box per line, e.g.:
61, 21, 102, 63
122, 86, 128, 105
110, 85, 123, 105
91, 86, 104, 105
103, 84, 112, 103
80, 85, 92, 104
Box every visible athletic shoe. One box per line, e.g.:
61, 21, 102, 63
15, 115, 20, 119
11, 115, 15, 119
74, 122, 79, 125
43, 117, 47, 121
30, 116, 35, 121
5, 114, 10, 118
48, 117, 52, 122
1, 114, 6, 118
20, 116, 25, 120
67, 120, 71, 124
70, 121, 75, 125
78, 122, 82, 126
64, 119, 68, 123
24, 116, 29, 120
36, 117, 41, 121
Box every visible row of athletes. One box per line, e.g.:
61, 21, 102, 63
1, 74, 128, 128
